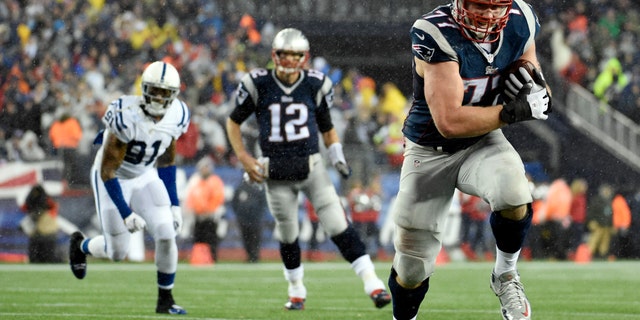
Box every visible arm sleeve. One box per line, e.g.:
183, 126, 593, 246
316, 76, 335, 133
229, 75, 258, 124
103, 178, 132, 219
158, 165, 179, 206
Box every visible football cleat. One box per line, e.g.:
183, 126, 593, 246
490, 270, 531, 320
370, 289, 392, 308
156, 300, 187, 315
69, 231, 87, 279
284, 297, 305, 310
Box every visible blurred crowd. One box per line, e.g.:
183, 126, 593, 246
1, 1, 640, 260
542, 0, 640, 122
0, 0, 407, 183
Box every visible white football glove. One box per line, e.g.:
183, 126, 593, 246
526, 84, 550, 120
171, 205, 183, 232
328, 143, 351, 179
124, 212, 147, 233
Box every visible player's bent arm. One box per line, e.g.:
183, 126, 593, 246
100, 133, 127, 182
226, 118, 264, 182
421, 59, 504, 138
519, 42, 540, 70
157, 140, 176, 168
157, 140, 180, 207
321, 128, 351, 179
225, 118, 250, 164
321, 128, 340, 148
100, 133, 133, 219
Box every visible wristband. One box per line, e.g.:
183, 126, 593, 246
103, 178, 132, 219
158, 165, 179, 206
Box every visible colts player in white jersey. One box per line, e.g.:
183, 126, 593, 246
69, 61, 189, 315
226, 28, 391, 311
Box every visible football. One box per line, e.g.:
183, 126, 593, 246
499, 59, 537, 89
499, 59, 545, 102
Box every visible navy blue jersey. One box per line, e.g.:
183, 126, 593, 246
229, 68, 335, 158
404, 0, 540, 148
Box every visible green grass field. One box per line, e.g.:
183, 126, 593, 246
1, 261, 639, 319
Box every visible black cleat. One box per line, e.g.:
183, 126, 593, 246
370, 289, 392, 308
156, 299, 187, 315
69, 231, 87, 279
284, 297, 305, 310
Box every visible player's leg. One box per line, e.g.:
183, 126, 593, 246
388, 139, 456, 320
264, 180, 306, 310
458, 131, 533, 320
132, 176, 186, 315
303, 160, 390, 308
70, 167, 130, 279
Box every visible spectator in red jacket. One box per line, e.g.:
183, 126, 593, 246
568, 178, 588, 258
347, 176, 383, 259
458, 192, 491, 261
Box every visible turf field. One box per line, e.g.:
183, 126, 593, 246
1, 261, 639, 319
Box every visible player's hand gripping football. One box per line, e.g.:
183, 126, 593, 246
124, 212, 147, 233
503, 66, 546, 101
328, 143, 352, 179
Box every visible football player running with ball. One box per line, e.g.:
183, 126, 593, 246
226, 28, 391, 311
387, 0, 551, 319
69, 61, 190, 315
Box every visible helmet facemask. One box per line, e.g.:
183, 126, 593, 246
142, 84, 179, 116
271, 28, 310, 74
452, 0, 512, 43
140, 61, 180, 117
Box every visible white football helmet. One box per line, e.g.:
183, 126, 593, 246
141, 61, 180, 116
271, 28, 310, 74
451, 0, 512, 43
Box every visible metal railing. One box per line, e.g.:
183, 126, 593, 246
564, 84, 640, 172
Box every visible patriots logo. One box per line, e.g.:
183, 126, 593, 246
237, 85, 249, 105
412, 44, 435, 62
413, 159, 421, 168
325, 88, 335, 108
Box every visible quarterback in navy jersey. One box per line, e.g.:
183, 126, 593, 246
226, 28, 391, 311
387, 1, 550, 320
68, 61, 189, 315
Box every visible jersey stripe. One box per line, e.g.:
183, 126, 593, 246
177, 100, 189, 128
115, 98, 127, 131
413, 19, 458, 63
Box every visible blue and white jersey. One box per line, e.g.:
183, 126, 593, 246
229, 68, 335, 159
95, 95, 190, 179
404, 0, 540, 148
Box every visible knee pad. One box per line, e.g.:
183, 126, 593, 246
275, 220, 299, 243
316, 204, 349, 236
154, 221, 176, 241
393, 226, 441, 287
393, 253, 431, 287
107, 236, 129, 261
